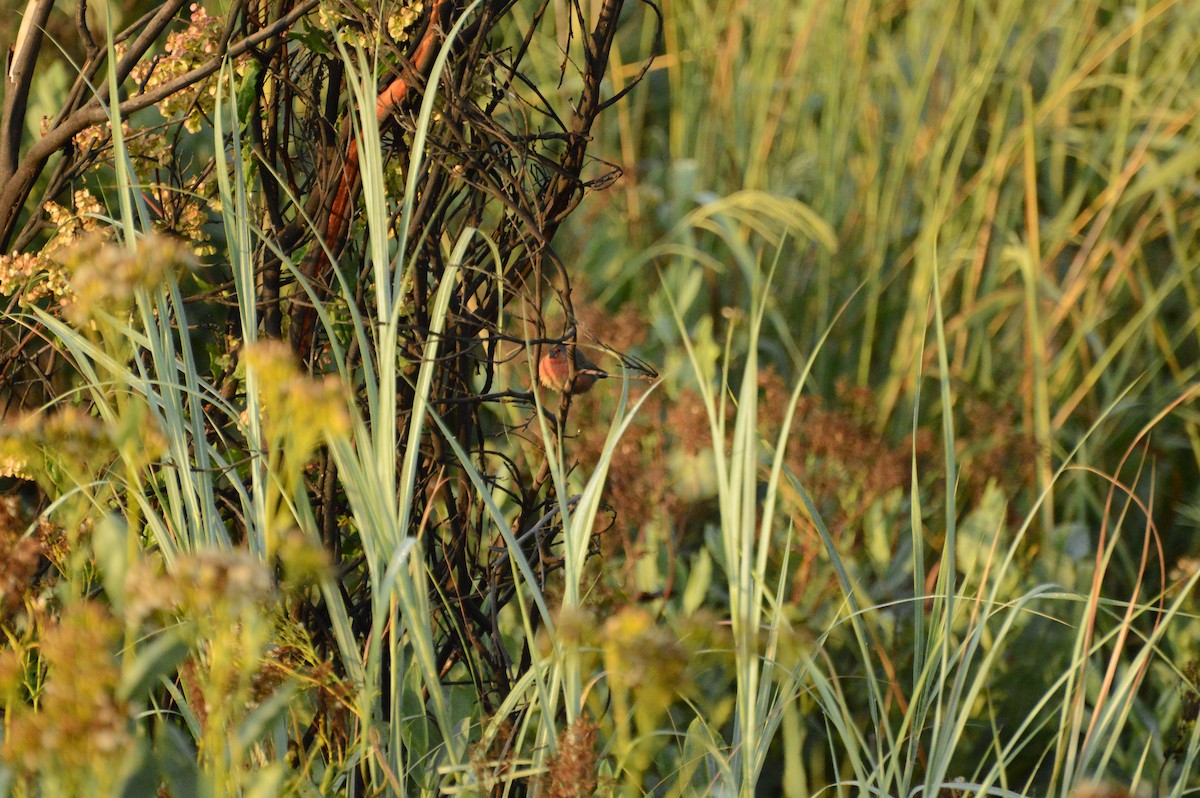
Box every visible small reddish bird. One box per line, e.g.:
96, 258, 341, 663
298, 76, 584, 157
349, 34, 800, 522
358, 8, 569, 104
538, 343, 607, 395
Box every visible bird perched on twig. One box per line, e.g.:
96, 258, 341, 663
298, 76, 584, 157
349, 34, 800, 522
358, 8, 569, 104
538, 343, 607, 395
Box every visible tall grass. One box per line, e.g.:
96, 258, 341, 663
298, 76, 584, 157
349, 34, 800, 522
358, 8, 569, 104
573, 0, 1200, 466
2, 0, 1199, 795
558, 0, 1200, 793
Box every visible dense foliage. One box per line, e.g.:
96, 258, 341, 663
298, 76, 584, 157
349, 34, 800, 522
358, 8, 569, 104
1, 0, 1199, 796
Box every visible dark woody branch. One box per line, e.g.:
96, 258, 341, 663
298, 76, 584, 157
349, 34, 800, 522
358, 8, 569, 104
0, 0, 319, 250
0, 0, 57, 185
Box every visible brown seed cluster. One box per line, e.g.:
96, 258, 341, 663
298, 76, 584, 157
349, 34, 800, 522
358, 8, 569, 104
572, 388, 681, 569
759, 371, 927, 534
540, 716, 600, 798
0, 497, 42, 622
567, 327, 1039, 609
0, 603, 130, 779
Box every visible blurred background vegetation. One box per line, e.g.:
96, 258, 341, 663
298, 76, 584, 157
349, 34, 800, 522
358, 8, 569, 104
1, 0, 1199, 795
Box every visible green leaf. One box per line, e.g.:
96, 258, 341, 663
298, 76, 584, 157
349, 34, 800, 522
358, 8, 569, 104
236, 60, 263, 124
680, 716, 730, 794
288, 23, 331, 56
118, 631, 191, 702
682, 548, 713, 616
93, 513, 129, 612
244, 763, 287, 798
120, 737, 158, 798
954, 481, 1007, 578
235, 682, 300, 750
400, 659, 432, 755
155, 724, 204, 798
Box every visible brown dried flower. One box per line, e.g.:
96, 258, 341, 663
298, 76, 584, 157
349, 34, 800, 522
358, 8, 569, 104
541, 716, 600, 798
1, 602, 131, 781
